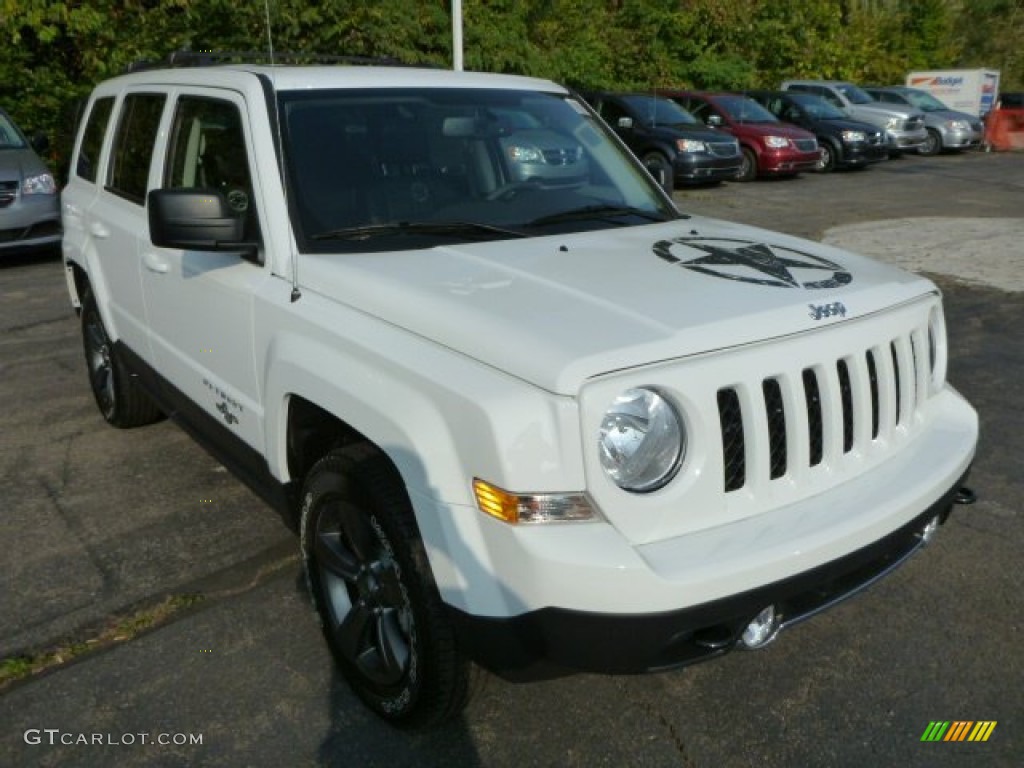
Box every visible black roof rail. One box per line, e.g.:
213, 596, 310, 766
125, 50, 433, 73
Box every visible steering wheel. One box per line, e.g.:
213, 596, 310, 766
485, 179, 543, 202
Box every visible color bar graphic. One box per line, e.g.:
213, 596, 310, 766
920, 721, 996, 742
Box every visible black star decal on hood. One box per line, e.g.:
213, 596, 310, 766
653, 237, 852, 289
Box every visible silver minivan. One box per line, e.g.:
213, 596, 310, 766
781, 80, 928, 156
0, 107, 61, 256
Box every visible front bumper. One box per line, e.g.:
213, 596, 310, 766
940, 127, 984, 150
450, 471, 968, 679
675, 154, 742, 184
886, 128, 929, 151
758, 148, 820, 175
0, 194, 62, 254
840, 142, 888, 167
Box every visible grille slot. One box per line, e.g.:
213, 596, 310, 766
891, 342, 902, 426
803, 368, 824, 467
794, 139, 818, 152
837, 359, 854, 453
867, 350, 880, 438
763, 378, 787, 479
717, 388, 745, 492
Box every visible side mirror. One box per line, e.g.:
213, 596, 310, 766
148, 189, 256, 257
706, 114, 724, 127
30, 131, 50, 155
616, 116, 634, 130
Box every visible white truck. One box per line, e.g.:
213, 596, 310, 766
906, 69, 1001, 117
63, 54, 978, 726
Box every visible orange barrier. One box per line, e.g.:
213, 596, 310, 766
985, 108, 1024, 151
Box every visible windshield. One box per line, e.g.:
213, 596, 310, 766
620, 95, 699, 127
715, 95, 779, 124
0, 112, 28, 150
279, 88, 678, 253
788, 93, 846, 120
903, 89, 949, 112
838, 84, 875, 105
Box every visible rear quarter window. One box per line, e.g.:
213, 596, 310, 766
76, 97, 115, 183
106, 93, 166, 204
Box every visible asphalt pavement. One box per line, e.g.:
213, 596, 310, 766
2, 150, 1021, 767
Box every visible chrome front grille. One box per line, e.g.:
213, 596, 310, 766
794, 138, 818, 152
716, 329, 930, 493
709, 141, 740, 157
542, 147, 582, 166
0, 180, 17, 208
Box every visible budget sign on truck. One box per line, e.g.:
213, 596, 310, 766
906, 69, 1001, 117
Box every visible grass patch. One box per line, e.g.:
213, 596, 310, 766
0, 593, 204, 690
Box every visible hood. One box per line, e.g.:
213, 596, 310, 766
927, 108, 982, 124
0, 147, 48, 182
299, 217, 934, 394
854, 102, 921, 120
644, 123, 732, 143
814, 116, 883, 135
724, 121, 813, 139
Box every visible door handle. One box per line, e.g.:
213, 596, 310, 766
142, 252, 169, 274
89, 222, 110, 239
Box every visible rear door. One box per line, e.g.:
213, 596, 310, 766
85, 90, 168, 360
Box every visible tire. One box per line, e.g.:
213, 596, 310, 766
736, 147, 757, 182
81, 289, 163, 428
918, 128, 942, 157
642, 152, 674, 194
816, 141, 837, 172
300, 445, 469, 726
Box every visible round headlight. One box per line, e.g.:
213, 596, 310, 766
598, 387, 684, 492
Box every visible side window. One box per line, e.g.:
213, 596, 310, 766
601, 101, 630, 126
76, 97, 115, 183
688, 101, 712, 123
164, 96, 260, 242
816, 88, 842, 108
107, 93, 166, 204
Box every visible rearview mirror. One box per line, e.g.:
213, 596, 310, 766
706, 114, 724, 127
616, 116, 634, 130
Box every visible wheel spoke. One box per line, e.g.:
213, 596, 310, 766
336, 503, 380, 563
335, 598, 373, 662
373, 608, 410, 683
315, 527, 361, 582
377, 565, 405, 609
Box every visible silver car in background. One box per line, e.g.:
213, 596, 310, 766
0, 107, 60, 257
865, 86, 984, 156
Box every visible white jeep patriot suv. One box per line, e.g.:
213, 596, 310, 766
63, 54, 977, 726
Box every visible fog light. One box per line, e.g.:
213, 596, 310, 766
740, 605, 781, 649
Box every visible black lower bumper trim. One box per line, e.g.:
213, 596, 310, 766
447, 472, 968, 681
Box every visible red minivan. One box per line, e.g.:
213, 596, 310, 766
665, 91, 821, 181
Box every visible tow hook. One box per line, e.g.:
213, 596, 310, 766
954, 486, 977, 505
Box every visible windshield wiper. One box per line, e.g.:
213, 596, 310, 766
312, 220, 528, 242
524, 204, 676, 228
